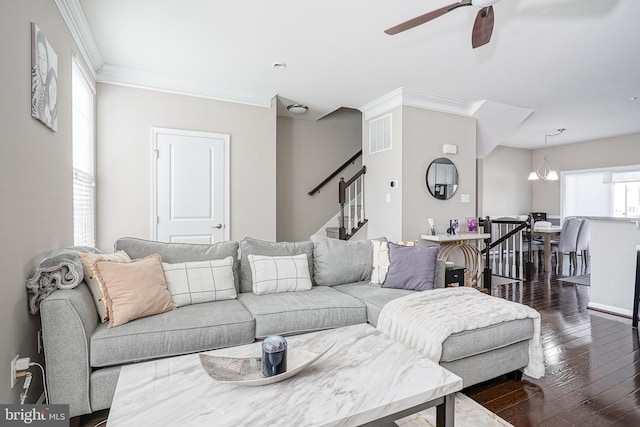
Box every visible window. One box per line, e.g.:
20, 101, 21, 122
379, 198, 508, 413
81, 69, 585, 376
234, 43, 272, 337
561, 166, 640, 219
72, 58, 96, 246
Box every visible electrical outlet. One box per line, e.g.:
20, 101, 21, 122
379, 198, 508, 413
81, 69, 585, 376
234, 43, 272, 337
10, 355, 19, 388
37, 329, 43, 354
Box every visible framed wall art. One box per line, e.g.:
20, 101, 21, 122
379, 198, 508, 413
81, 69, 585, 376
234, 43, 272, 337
31, 23, 58, 131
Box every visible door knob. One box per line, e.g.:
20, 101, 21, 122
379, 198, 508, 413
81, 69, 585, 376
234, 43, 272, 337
213, 224, 223, 229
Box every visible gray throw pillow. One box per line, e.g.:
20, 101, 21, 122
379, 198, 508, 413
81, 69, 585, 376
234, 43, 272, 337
114, 237, 240, 291
310, 235, 372, 286
239, 237, 314, 293
382, 243, 439, 291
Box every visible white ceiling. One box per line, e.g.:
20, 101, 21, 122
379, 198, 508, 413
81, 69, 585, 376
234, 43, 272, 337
72, 0, 640, 150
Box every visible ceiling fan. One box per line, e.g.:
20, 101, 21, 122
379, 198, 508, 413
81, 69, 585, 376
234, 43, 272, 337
385, 0, 499, 48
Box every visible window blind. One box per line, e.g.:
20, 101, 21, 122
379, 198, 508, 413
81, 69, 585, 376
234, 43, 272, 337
72, 57, 96, 247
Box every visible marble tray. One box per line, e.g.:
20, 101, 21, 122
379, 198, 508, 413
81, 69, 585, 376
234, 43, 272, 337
199, 341, 334, 386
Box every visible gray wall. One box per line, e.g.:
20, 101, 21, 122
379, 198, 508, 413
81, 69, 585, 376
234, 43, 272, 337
531, 133, 640, 215
96, 84, 277, 251
480, 145, 532, 217
363, 106, 476, 241
402, 107, 476, 239
276, 109, 362, 242
362, 107, 404, 240
0, 1, 83, 404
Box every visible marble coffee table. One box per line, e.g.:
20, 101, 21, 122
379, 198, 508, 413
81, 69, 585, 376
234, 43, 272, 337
107, 323, 462, 427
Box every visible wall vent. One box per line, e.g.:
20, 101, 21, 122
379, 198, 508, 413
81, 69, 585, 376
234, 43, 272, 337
369, 114, 392, 154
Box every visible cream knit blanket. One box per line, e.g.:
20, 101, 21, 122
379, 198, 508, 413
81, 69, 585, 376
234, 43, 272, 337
377, 287, 545, 379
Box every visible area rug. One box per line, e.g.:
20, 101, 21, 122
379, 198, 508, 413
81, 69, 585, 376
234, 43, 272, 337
395, 392, 513, 427
558, 274, 590, 286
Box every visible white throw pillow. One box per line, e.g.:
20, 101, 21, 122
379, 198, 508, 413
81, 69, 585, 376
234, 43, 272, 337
162, 257, 237, 307
370, 240, 416, 285
248, 254, 312, 295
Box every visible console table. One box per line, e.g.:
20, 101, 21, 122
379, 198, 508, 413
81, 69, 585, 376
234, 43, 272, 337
421, 233, 490, 288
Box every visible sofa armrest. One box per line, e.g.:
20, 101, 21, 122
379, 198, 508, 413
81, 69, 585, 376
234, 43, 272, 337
40, 283, 98, 417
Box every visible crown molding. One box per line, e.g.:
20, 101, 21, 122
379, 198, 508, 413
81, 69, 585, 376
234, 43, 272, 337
97, 65, 276, 108
359, 87, 485, 120
54, 0, 103, 76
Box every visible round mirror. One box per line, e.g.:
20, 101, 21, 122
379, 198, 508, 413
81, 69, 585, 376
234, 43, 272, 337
426, 158, 458, 200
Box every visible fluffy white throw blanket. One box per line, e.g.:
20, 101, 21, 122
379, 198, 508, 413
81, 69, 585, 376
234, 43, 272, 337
377, 287, 545, 379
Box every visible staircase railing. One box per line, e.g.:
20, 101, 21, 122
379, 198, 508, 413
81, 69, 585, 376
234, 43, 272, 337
338, 166, 367, 240
480, 215, 534, 282
308, 150, 362, 196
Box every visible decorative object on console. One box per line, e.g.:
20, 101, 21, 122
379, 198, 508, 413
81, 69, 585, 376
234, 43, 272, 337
248, 254, 312, 295
466, 217, 478, 233
94, 254, 176, 327
262, 335, 287, 377
162, 257, 236, 307
427, 218, 436, 235
528, 128, 565, 181
447, 219, 459, 235
382, 243, 439, 291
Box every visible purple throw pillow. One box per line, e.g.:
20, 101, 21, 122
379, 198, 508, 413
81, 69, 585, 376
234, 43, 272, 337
382, 243, 439, 291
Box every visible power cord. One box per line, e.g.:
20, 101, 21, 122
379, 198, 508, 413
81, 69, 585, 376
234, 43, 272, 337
29, 362, 48, 404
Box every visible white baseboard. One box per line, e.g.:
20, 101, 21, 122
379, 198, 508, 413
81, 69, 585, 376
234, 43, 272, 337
587, 301, 633, 318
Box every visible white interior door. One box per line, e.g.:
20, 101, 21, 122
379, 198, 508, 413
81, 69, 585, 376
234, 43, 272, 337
153, 128, 229, 244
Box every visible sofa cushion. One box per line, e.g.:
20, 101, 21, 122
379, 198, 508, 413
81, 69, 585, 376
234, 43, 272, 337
162, 257, 237, 307
382, 243, 439, 291
310, 235, 372, 286
114, 237, 240, 291
333, 282, 415, 325
371, 240, 415, 285
248, 254, 312, 295
237, 286, 367, 338
90, 299, 255, 367
239, 237, 314, 293
95, 254, 176, 328
440, 318, 534, 362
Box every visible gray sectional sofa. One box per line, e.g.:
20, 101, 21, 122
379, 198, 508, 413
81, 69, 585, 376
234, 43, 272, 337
40, 236, 534, 418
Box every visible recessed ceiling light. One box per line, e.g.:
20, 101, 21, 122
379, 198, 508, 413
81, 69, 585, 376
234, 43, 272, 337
631, 96, 640, 101
287, 104, 308, 114
272, 62, 286, 70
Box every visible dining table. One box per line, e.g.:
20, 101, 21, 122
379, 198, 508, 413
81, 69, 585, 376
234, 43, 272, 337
533, 225, 562, 272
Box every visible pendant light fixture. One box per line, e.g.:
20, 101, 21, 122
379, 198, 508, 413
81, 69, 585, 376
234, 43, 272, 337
528, 128, 566, 181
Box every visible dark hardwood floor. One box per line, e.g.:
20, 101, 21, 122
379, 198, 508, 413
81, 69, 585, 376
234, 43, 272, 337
466, 260, 640, 426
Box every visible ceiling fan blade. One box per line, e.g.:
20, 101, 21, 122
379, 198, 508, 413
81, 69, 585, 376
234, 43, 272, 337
384, 1, 472, 35
472, 6, 495, 48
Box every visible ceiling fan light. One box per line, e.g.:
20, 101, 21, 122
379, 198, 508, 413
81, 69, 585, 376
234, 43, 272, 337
528, 172, 539, 181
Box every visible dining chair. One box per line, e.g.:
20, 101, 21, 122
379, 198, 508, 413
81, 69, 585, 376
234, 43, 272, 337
576, 220, 590, 269
551, 218, 584, 274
